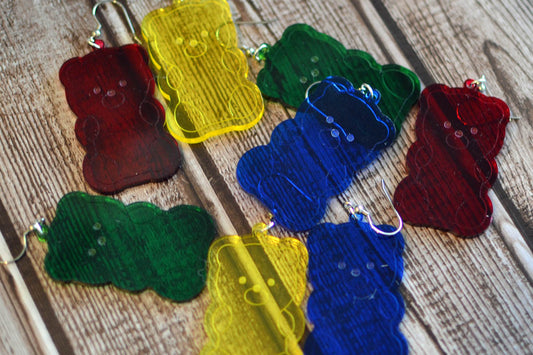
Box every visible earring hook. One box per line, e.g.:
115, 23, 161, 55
88, 0, 141, 49
252, 213, 276, 235
1, 219, 48, 265
343, 180, 403, 236
305, 80, 323, 100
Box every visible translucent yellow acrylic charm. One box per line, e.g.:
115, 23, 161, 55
141, 0, 264, 143
202, 222, 308, 354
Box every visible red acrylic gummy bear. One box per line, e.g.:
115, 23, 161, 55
393, 81, 510, 237
59, 44, 181, 194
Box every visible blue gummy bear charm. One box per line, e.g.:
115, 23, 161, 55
236, 77, 395, 231
304, 217, 407, 355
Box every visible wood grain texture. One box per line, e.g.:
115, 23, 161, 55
0, 0, 532, 354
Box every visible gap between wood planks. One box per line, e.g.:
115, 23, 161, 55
0, 231, 59, 355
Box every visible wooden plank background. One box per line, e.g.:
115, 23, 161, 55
0, 0, 532, 353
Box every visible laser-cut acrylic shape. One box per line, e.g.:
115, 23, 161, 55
141, 0, 264, 143
202, 223, 308, 354
43, 192, 217, 302
237, 77, 395, 231
304, 217, 407, 355
393, 82, 510, 237
59, 44, 181, 194
256, 23, 420, 133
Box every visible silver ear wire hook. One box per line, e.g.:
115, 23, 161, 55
305, 80, 323, 100
466, 75, 521, 121
344, 180, 403, 236
262, 213, 275, 232
358, 84, 375, 99
88, 0, 141, 49
253, 213, 275, 234
1, 219, 47, 265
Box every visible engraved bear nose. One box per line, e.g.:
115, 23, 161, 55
102, 90, 126, 108
244, 284, 268, 306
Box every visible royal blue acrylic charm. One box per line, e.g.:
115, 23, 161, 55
236, 77, 395, 231
304, 214, 407, 355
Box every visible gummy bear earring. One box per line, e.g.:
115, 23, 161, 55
248, 23, 420, 134
59, 0, 181, 194
237, 76, 395, 231
393, 76, 511, 237
141, 0, 264, 143
201, 217, 308, 354
304, 181, 407, 355
1, 192, 217, 302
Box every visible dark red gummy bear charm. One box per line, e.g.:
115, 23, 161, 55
393, 81, 510, 237
59, 44, 181, 194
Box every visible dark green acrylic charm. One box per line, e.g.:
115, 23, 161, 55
41, 192, 216, 302
256, 24, 420, 133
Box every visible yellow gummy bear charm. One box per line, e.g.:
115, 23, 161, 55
141, 0, 264, 143
202, 223, 308, 354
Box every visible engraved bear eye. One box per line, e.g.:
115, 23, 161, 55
93, 87, 101, 94
118, 80, 127, 88
325, 116, 355, 142
238, 276, 247, 285
470, 127, 478, 135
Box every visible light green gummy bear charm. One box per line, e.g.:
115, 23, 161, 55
141, 0, 264, 143
43, 192, 216, 302
202, 223, 308, 354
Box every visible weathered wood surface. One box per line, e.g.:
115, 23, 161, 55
0, 0, 532, 354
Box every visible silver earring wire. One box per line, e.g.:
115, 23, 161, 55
88, 0, 141, 48
0, 219, 47, 265
344, 180, 403, 236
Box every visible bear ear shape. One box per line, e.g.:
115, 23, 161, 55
381, 65, 419, 100
59, 57, 84, 87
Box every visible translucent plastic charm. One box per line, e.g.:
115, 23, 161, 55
393, 81, 510, 237
304, 217, 407, 355
256, 23, 420, 133
202, 223, 308, 354
237, 77, 395, 231
59, 44, 181, 194
43, 192, 216, 302
141, 0, 264, 143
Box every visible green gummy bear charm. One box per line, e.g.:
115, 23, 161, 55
256, 24, 421, 133
44, 192, 217, 302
